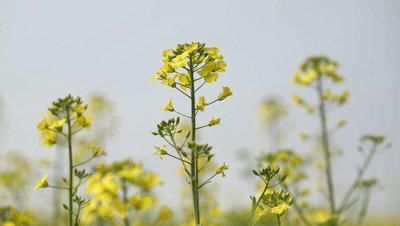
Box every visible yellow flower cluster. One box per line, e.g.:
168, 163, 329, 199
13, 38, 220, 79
323, 90, 349, 105
152, 42, 227, 87
83, 159, 163, 224
293, 56, 343, 86
37, 97, 92, 147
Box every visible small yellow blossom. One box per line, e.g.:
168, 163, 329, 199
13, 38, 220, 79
336, 119, 347, 128
218, 87, 233, 101
216, 162, 229, 177
76, 116, 92, 128
299, 132, 309, 141
33, 173, 49, 191
270, 203, 290, 215
48, 118, 66, 130
196, 96, 208, 111
129, 194, 155, 210
73, 104, 86, 115
208, 117, 221, 126
153, 145, 168, 158
37, 118, 49, 130
89, 146, 108, 157
156, 206, 174, 222
292, 94, 305, 106
42, 130, 58, 147
161, 99, 174, 112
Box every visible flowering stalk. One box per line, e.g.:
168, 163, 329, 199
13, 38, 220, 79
151, 42, 232, 225
34, 95, 106, 226
249, 166, 293, 226
316, 75, 336, 215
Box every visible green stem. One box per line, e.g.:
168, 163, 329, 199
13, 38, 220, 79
247, 180, 270, 226
67, 112, 74, 226
316, 76, 336, 219
277, 215, 282, 226
122, 180, 130, 226
280, 182, 311, 226
338, 146, 376, 213
189, 56, 201, 225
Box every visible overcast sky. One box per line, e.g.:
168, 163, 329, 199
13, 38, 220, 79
0, 0, 399, 217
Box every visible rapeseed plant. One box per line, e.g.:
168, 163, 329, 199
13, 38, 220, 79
249, 166, 293, 225
82, 159, 164, 226
292, 56, 390, 225
34, 95, 106, 226
151, 42, 232, 225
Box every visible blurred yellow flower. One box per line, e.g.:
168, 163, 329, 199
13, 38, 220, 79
216, 162, 229, 177
270, 203, 290, 215
33, 173, 49, 191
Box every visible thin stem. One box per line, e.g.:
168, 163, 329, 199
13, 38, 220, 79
122, 180, 130, 226
73, 156, 95, 168
174, 110, 191, 118
280, 182, 312, 226
338, 146, 377, 213
175, 87, 191, 99
196, 125, 209, 130
316, 76, 336, 217
189, 55, 201, 225
67, 111, 74, 226
247, 180, 270, 226
195, 81, 206, 93
198, 173, 217, 189
168, 132, 191, 176
49, 185, 69, 190
166, 153, 191, 165
356, 189, 371, 226
277, 215, 282, 226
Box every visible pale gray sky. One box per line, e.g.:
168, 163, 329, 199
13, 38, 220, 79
0, 0, 399, 217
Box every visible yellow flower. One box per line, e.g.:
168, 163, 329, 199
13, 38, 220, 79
198, 60, 227, 83
3, 222, 16, 226
42, 130, 58, 147
48, 118, 66, 130
196, 96, 208, 111
216, 162, 229, 177
208, 117, 221, 126
161, 98, 174, 112
336, 119, 347, 128
156, 206, 174, 222
270, 203, 290, 215
89, 146, 108, 157
73, 104, 86, 115
292, 94, 305, 106
218, 87, 233, 101
178, 74, 191, 90
37, 118, 49, 130
153, 145, 168, 158
338, 91, 349, 105
33, 173, 49, 191
205, 47, 222, 59
299, 132, 309, 141
76, 116, 92, 128
293, 70, 317, 86
129, 194, 155, 210
133, 173, 163, 190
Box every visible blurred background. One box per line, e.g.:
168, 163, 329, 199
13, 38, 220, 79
0, 0, 399, 224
